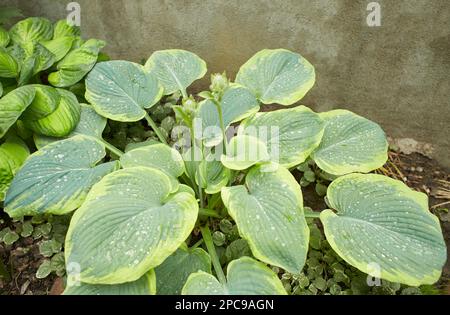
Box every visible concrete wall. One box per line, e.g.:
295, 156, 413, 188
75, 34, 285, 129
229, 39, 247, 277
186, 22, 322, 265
3, 0, 450, 166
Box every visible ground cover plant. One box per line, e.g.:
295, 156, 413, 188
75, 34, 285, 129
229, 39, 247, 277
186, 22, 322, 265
0, 17, 447, 295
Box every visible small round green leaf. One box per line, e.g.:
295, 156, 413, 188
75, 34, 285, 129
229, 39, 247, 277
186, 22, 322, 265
321, 173, 447, 286
145, 49, 207, 95
0, 85, 35, 138
236, 49, 315, 105
64, 270, 156, 295
311, 110, 388, 175
5, 135, 118, 217
155, 247, 211, 295
182, 256, 287, 295
221, 165, 309, 274
65, 167, 199, 284
221, 135, 270, 170
239, 105, 324, 168
85, 60, 163, 121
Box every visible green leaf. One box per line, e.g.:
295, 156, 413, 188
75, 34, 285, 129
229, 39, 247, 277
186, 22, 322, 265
311, 110, 388, 175
0, 81, 2, 97
5, 135, 118, 218
221, 135, 270, 170
36, 260, 52, 279
21, 85, 60, 120
9, 17, 53, 46
23, 89, 81, 137
65, 167, 199, 284
48, 39, 105, 87
196, 84, 259, 146
236, 49, 315, 105
0, 47, 19, 78
182, 256, 287, 295
120, 142, 185, 179
222, 165, 309, 274
53, 20, 81, 38
20, 221, 33, 237
85, 60, 163, 121
41, 36, 75, 62
30, 43, 56, 74
0, 136, 29, 200
321, 173, 447, 286
196, 153, 231, 194
239, 106, 325, 168
225, 239, 252, 263
0, 26, 10, 47
145, 49, 207, 95
39, 239, 62, 257
3, 230, 19, 245
155, 247, 211, 295
0, 85, 35, 138
63, 271, 156, 295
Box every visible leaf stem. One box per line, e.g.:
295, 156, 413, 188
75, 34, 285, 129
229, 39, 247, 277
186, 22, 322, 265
98, 138, 124, 157
199, 208, 221, 218
0, 259, 10, 281
212, 99, 227, 154
304, 211, 321, 218
144, 113, 167, 144
200, 225, 226, 285
190, 239, 204, 249
208, 193, 222, 209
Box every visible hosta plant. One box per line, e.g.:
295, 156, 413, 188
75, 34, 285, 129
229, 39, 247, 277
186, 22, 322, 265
2, 48, 447, 295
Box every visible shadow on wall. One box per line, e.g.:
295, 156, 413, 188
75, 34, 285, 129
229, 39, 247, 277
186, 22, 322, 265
3, 0, 450, 167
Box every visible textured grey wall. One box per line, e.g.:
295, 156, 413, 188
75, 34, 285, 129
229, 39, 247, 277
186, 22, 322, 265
3, 0, 450, 166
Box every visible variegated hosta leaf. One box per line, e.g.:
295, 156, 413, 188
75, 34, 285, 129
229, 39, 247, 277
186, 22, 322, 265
321, 173, 447, 286
0, 47, 19, 78
236, 49, 315, 105
48, 39, 105, 87
182, 256, 287, 295
85, 60, 163, 121
120, 142, 185, 179
239, 106, 324, 168
311, 110, 388, 176
23, 89, 81, 137
64, 270, 156, 295
41, 36, 75, 62
221, 135, 270, 171
21, 85, 60, 120
9, 17, 53, 46
0, 81, 2, 97
155, 246, 211, 295
33, 103, 107, 149
4, 135, 118, 218
145, 49, 207, 95
196, 84, 259, 147
0, 27, 10, 47
222, 165, 309, 274
0, 137, 29, 201
30, 43, 56, 74
65, 167, 199, 284
196, 152, 231, 194
53, 20, 81, 38
0, 85, 35, 138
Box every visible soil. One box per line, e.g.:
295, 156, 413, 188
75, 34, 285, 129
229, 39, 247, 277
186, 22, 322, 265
0, 151, 449, 295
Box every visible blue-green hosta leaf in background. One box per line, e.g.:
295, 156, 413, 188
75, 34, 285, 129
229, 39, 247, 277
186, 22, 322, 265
41, 36, 75, 62
48, 39, 105, 87
65, 167, 198, 284
182, 256, 287, 295
0, 137, 29, 201
221, 135, 270, 171
236, 49, 315, 105
4, 135, 118, 218
311, 109, 388, 175
239, 106, 325, 168
85, 60, 163, 121
53, 20, 81, 38
0, 27, 10, 47
64, 270, 156, 295
120, 142, 185, 179
221, 165, 309, 274
21, 85, 60, 120
0, 47, 19, 77
196, 84, 259, 147
9, 17, 53, 48
155, 245, 211, 295
145, 49, 207, 95
321, 173, 447, 286
0, 85, 35, 138
23, 89, 81, 137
